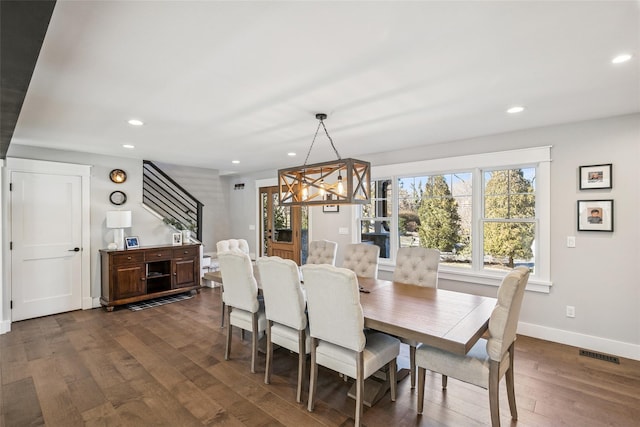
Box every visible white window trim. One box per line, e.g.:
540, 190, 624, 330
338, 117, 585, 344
369, 146, 552, 293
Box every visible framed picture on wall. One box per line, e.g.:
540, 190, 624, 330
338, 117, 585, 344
577, 200, 613, 232
323, 204, 339, 213
579, 164, 612, 189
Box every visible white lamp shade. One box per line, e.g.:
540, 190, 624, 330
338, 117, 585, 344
106, 210, 132, 228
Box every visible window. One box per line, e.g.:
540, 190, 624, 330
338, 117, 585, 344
360, 179, 392, 258
398, 173, 472, 268
482, 168, 536, 273
362, 147, 551, 292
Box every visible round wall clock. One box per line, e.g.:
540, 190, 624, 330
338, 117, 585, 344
109, 169, 127, 183
109, 190, 127, 205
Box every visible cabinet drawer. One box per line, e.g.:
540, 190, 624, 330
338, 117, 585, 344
112, 252, 144, 265
173, 247, 198, 259
145, 249, 172, 261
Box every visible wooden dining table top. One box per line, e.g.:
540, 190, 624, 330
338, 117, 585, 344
357, 277, 496, 355
205, 267, 495, 356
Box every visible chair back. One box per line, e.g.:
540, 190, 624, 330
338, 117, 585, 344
257, 256, 307, 330
306, 240, 338, 265
393, 247, 440, 287
216, 239, 249, 254
217, 250, 259, 313
342, 243, 380, 278
486, 266, 530, 361
301, 264, 366, 352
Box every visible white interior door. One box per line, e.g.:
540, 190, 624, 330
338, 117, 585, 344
11, 171, 83, 321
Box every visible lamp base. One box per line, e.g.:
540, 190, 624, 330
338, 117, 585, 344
113, 228, 125, 250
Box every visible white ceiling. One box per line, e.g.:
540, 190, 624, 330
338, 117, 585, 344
11, 1, 639, 175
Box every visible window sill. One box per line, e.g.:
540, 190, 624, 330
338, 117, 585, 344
379, 263, 552, 293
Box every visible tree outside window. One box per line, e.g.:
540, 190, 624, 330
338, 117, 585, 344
483, 168, 535, 271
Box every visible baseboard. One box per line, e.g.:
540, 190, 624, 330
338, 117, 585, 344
0, 319, 11, 334
518, 321, 640, 361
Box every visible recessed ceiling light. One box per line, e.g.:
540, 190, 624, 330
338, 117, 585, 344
128, 119, 144, 126
288, 152, 296, 157
232, 160, 240, 164
122, 144, 135, 149
506, 106, 525, 114
612, 53, 632, 64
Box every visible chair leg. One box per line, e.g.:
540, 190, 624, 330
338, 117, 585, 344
505, 343, 518, 420
251, 312, 259, 373
264, 321, 273, 384
308, 338, 318, 412
296, 329, 306, 403
224, 307, 232, 360
220, 301, 225, 327
417, 366, 426, 415
409, 345, 416, 389
442, 374, 448, 389
355, 351, 364, 427
220, 286, 225, 327
389, 358, 397, 402
488, 360, 501, 427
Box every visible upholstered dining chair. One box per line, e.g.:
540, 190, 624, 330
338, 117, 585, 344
342, 243, 380, 279
301, 264, 400, 427
392, 246, 440, 388
306, 240, 338, 265
256, 256, 310, 403
216, 239, 250, 327
415, 266, 530, 427
217, 249, 266, 373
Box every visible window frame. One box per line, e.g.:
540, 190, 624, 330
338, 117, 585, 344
362, 146, 552, 293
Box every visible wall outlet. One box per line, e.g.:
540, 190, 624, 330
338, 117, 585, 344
567, 236, 576, 248
566, 305, 576, 318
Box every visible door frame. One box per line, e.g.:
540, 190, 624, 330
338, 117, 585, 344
2, 158, 91, 333
254, 178, 313, 262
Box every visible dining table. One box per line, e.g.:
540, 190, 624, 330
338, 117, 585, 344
350, 277, 496, 405
206, 265, 497, 404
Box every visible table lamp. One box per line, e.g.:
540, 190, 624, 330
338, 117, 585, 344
106, 210, 132, 250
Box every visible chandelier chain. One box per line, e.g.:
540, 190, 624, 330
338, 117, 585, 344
303, 116, 342, 166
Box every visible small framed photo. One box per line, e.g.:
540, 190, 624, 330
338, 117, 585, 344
577, 200, 613, 232
323, 204, 339, 213
172, 232, 183, 245
125, 236, 140, 249
579, 164, 612, 190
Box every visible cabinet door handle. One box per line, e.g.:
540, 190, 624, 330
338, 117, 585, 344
173, 272, 177, 276
127, 256, 132, 260
157, 254, 162, 257
141, 277, 146, 281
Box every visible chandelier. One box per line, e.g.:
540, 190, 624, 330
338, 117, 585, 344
278, 113, 371, 206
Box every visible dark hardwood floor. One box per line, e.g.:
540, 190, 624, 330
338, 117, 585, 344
1, 287, 639, 426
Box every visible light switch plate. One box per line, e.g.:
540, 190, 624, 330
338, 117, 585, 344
567, 236, 576, 248
338, 227, 349, 235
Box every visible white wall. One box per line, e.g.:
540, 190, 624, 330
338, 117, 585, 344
228, 114, 640, 360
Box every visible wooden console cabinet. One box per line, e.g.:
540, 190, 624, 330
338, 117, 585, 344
100, 244, 201, 311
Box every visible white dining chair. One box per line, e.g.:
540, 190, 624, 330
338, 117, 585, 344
306, 240, 338, 265
218, 249, 266, 373
216, 239, 250, 327
342, 243, 380, 279
301, 263, 400, 427
257, 256, 310, 403
415, 266, 530, 427
392, 246, 440, 388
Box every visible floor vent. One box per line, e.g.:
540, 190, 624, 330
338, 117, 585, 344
579, 349, 620, 364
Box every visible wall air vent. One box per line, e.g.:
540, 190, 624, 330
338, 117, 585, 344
579, 349, 620, 364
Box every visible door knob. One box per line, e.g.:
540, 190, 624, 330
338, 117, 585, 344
68, 247, 80, 252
